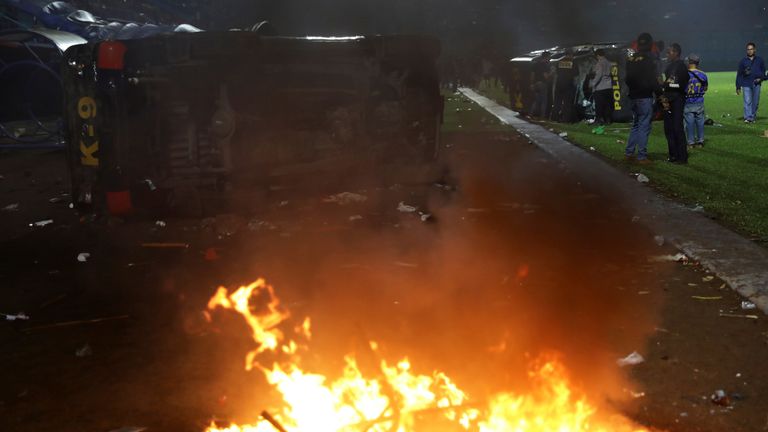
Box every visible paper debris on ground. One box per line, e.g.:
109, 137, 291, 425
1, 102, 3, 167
77, 253, 91, 262
29, 219, 53, 227
649, 253, 688, 262
348, 215, 363, 221
636, 173, 650, 183
617, 351, 645, 367
324, 192, 368, 205
3, 312, 29, 321
75, 343, 93, 357
2, 203, 19, 211
397, 202, 417, 213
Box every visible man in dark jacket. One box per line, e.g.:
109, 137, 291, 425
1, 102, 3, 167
553, 49, 579, 122
661, 43, 689, 164
624, 32, 660, 164
736, 42, 767, 123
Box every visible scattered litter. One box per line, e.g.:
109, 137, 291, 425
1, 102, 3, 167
616, 139, 625, 144
711, 390, 730, 407
141, 242, 189, 248
143, 179, 156, 191
210, 214, 244, 236
279, 200, 289, 207
106, 427, 147, 432
393, 261, 418, 268
2, 312, 29, 321
631, 216, 640, 223
77, 253, 91, 262
324, 192, 368, 205
649, 253, 688, 262
719, 312, 759, 320
692, 296, 721, 300
29, 219, 53, 227
75, 343, 93, 357
558, 132, 568, 138
636, 173, 650, 183
247, 219, 277, 231
467, 208, 490, 213
702, 275, 714, 282
155, 220, 167, 228
617, 351, 645, 367
589, 146, 596, 151
741, 301, 757, 310
420, 213, 432, 222
637, 291, 650, 295
679, 412, 688, 417
2, 203, 19, 211
397, 202, 417, 213
654, 235, 665, 246
348, 215, 363, 221
433, 182, 455, 191
690, 204, 705, 212
49, 197, 64, 203
687, 283, 698, 287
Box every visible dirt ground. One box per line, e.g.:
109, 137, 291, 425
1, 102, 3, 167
1, 131, 767, 432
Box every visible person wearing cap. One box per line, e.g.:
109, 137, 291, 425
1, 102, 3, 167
661, 43, 690, 164
736, 42, 767, 123
590, 49, 614, 125
684, 54, 708, 147
624, 32, 661, 164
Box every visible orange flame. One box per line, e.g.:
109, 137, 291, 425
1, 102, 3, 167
206, 280, 650, 432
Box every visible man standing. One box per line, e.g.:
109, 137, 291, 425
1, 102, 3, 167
590, 49, 614, 125
624, 33, 660, 164
529, 51, 552, 119
684, 54, 708, 147
661, 43, 689, 164
736, 42, 767, 123
553, 49, 579, 122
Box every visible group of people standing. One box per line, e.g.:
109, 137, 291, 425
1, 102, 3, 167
624, 33, 709, 165
527, 37, 767, 165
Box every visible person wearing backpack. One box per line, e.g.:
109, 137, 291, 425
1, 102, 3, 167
736, 42, 767, 123
684, 54, 708, 147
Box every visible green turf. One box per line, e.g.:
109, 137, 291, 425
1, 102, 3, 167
474, 73, 768, 240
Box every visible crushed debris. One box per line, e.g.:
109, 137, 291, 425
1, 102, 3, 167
616, 351, 645, 367
324, 192, 368, 205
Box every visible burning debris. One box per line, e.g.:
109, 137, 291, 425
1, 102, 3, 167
204, 279, 651, 432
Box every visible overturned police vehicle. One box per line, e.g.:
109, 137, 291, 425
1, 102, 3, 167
506, 43, 633, 123
63, 32, 442, 215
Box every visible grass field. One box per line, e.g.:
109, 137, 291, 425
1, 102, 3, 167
473, 72, 768, 241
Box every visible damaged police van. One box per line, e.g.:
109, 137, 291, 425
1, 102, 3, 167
505, 43, 633, 122
63, 31, 442, 215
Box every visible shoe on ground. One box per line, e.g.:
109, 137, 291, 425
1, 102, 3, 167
637, 158, 653, 165
696, 141, 705, 147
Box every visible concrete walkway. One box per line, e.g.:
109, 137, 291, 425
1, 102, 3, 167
460, 87, 768, 315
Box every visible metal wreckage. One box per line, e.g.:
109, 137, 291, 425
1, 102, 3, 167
63, 31, 443, 215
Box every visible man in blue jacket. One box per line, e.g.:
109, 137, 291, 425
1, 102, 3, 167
736, 42, 767, 123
